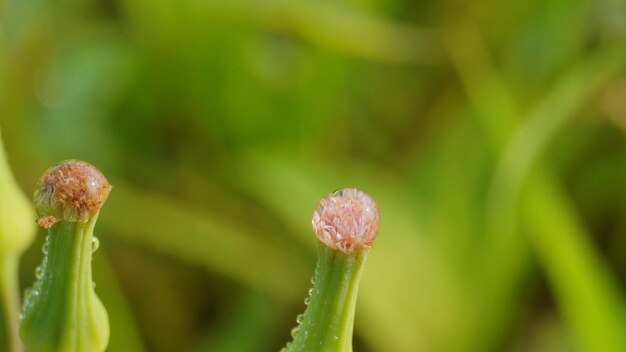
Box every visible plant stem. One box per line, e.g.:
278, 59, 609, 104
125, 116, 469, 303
285, 243, 368, 352
20, 215, 108, 352
0, 254, 21, 352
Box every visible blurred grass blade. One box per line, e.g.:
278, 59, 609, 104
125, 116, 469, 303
490, 44, 626, 351
93, 254, 146, 352
448, 21, 626, 350
445, 22, 532, 349
490, 44, 626, 217
444, 23, 519, 149
192, 0, 444, 64
100, 182, 308, 301
192, 293, 281, 352
522, 172, 626, 351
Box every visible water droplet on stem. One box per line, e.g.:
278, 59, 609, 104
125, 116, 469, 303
35, 265, 44, 279
42, 236, 50, 254
91, 236, 100, 253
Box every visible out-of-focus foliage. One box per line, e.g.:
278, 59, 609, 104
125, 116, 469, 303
2, 0, 626, 351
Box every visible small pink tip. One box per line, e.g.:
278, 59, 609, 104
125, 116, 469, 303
311, 188, 380, 254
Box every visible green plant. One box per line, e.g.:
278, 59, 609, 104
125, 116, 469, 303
283, 188, 380, 352
19, 160, 112, 352
0, 132, 36, 352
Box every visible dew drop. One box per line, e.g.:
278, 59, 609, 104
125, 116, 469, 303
304, 297, 310, 305
290, 326, 299, 338
308, 287, 314, 295
42, 236, 50, 254
310, 274, 317, 285
91, 236, 100, 253
35, 265, 44, 280
296, 313, 304, 324
23, 288, 32, 300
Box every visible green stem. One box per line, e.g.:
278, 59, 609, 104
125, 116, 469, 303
285, 243, 368, 352
20, 215, 108, 352
0, 254, 21, 352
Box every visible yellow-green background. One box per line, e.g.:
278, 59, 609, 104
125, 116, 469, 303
2, 0, 626, 351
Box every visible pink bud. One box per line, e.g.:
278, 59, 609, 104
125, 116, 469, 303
312, 188, 380, 254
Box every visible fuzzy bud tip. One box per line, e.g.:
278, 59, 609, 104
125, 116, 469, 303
312, 188, 380, 254
34, 160, 112, 228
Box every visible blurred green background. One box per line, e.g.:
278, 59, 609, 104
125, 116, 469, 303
2, 0, 626, 351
